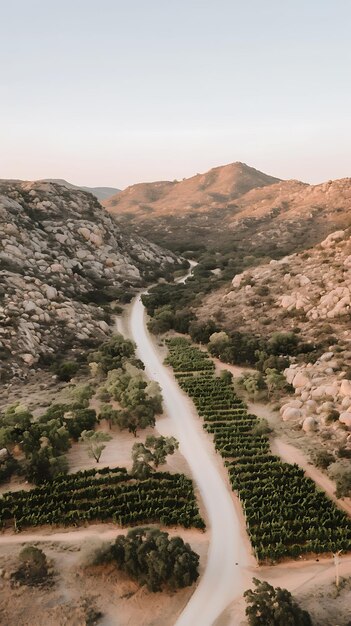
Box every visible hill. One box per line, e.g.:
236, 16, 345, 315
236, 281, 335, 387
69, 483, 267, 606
0, 180, 178, 379
42, 178, 120, 201
104, 163, 351, 269
105, 162, 280, 216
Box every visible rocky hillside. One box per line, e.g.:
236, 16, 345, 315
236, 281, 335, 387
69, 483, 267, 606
198, 229, 351, 433
104, 163, 351, 264
0, 180, 178, 379
200, 229, 351, 349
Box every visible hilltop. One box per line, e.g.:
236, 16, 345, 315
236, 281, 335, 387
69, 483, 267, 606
104, 162, 351, 267
105, 162, 280, 215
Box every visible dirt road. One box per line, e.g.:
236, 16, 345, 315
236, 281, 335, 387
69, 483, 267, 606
129, 291, 253, 626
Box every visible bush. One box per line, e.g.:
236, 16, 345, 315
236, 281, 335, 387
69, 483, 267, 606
54, 361, 80, 382
335, 469, 351, 498
255, 285, 270, 296
325, 409, 340, 424
80, 538, 114, 567
312, 449, 334, 470
251, 419, 272, 437
15, 546, 49, 585
267, 332, 298, 356
244, 578, 312, 626
112, 527, 199, 591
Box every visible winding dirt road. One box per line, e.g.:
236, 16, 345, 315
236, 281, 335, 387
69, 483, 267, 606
129, 289, 252, 626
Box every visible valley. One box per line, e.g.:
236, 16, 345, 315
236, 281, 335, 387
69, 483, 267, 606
0, 165, 351, 626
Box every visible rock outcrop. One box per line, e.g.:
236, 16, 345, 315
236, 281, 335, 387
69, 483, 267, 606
280, 351, 351, 436
0, 180, 178, 378
201, 229, 351, 360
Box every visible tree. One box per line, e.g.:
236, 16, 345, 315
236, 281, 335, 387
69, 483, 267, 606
244, 578, 312, 626
219, 369, 233, 385
264, 368, 289, 398
189, 319, 219, 344
114, 406, 155, 437
79, 430, 112, 463
90, 334, 136, 374
145, 435, 179, 467
1, 404, 32, 444
63, 408, 97, 440
25, 447, 68, 484
112, 527, 199, 591
71, 384, 94, 407
131, 436, 179, 478
240, 373, 266, 400
267, 332, 298, 356
98, 403, 120, 429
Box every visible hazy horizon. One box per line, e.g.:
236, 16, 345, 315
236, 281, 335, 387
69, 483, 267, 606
1, 0, 350, 188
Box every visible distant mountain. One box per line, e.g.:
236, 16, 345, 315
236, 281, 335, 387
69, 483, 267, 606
104, 162, 280, 216
103, 161, 351, 262
42, 178, 120, 201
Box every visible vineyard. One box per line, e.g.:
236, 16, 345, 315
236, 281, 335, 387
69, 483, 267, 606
166, 337, 351, 562
0, 465, 205, 531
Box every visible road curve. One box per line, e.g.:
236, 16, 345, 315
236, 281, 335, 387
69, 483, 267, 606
129, 291, 250, 626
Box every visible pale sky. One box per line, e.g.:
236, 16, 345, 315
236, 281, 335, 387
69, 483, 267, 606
1, 0, 350, 188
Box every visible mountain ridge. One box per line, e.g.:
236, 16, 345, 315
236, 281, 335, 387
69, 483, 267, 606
0, 178, 121, 202
104, 161, 281, 215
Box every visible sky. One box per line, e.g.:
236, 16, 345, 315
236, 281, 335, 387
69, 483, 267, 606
1, 0, 350, 188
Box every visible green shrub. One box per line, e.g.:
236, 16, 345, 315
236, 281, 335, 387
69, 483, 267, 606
112, 528, 199, 591
244, 578, 312, 626
54, 361, 80, 382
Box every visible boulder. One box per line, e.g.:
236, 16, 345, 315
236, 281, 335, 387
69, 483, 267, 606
45, 286, 57, 300
340, 379, 351, 397
0, 448, 9, 462
90, 233, 103, 247
282, 407, 302, 421
21, 353, 36, 365
78, 227, 91, 240
302, 416, 318, 432
292, 372, 310, 389
24, 300, 36, 313
341, 396, 351, 410
339, 412, 351, 428
320, 230, 345, 248
98, 320, 110, 333
304, 400, 318, 415
319, 352, 334, 362
231, 273, 244, 288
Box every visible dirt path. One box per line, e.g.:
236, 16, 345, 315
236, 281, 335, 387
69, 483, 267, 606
129, 292, 254, 626
270, 437, 351, 516
214, 358, 351, 517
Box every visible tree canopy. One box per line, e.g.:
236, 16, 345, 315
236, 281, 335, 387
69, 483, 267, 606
112, 527, 199, 591
244, 578, 313, 626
